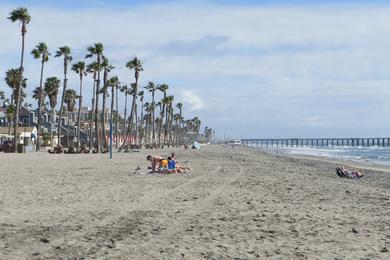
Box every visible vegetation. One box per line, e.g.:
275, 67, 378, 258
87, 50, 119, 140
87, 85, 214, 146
1, 7, 213, 153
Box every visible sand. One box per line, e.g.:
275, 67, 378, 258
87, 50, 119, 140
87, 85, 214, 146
0, 145, 390, 259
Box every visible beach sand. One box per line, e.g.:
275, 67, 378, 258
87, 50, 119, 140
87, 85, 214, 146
0, 145, 389, 259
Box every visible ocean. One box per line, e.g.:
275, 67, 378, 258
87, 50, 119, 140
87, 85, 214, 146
257, 145, 390, 167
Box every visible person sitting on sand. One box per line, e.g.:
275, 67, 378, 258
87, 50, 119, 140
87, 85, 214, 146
146, 155, 164, 172
167, 156, 177, 173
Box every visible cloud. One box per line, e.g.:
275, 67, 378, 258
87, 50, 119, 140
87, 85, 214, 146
179, 90, 205, 111
2, 2, 390, 137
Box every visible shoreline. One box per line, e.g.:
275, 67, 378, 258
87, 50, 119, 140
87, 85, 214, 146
242, 145, 390, 174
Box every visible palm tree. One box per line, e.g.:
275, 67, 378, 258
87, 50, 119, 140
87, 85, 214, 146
156, 84, 169, 147
44, 77, 60, 147
8, 7, 31, 152
86, 62, 99, 150
5, 68, 26, 135
138, 90, 145, 147
6, 105, 14, 132
100, 57, 114, 150
86, 43, 104, 152
120, 84, 129, 145
115, 80, 120, 148
120, 57, 143, 150
71, 61, 86, 150
31, 42, 50, 151
176, 102, 183, 145
143, 102, 151, 145
55, 46, 72, 148
64, 89, 77, 148
32, 87, 46, 115
144, 81, 157, 146
128, 83, 137, 145
162, 95, 174, 148
108, 76, 119, 153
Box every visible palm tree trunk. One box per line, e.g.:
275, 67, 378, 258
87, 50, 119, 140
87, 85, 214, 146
58, 56, 68, 149
89, 78, 96, 150
123, 93, 128, 145
51, 107, 55, 146
67, 110, 70, 148
101, 91, 107, 150
158, 104, 165, 148
36, 58, 45, 151
162, 104, 170, 148
115, 84, 119, 149
135, 103, 138, 146
139, 99, 144, 147
127, 93, 136, 145
101, 69, 108, 150
151, 92, 156, 147
110, 81, 115, 153
77, 74, 83, 150
120, 80, 138, 150
95, 56, 101, 152
13, 22, 26, 153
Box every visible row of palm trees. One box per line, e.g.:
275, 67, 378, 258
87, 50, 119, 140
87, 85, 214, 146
3, 7, 207, 153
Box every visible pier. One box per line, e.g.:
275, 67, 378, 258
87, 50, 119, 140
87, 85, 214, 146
241, 138, 390, 148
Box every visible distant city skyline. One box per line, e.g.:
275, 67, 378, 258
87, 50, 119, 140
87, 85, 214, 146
1, 0, 390, 138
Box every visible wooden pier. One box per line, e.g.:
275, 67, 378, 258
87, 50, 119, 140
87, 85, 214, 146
241, 138, 390, 148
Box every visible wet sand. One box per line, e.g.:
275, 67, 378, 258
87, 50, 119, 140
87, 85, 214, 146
0, 145, 389, 259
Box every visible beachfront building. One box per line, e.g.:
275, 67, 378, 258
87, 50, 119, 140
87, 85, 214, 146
0, 126, 37, 152
0, 107, 6, 127
0, 106, 37, 128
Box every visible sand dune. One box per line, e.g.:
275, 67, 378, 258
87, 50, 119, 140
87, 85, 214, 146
0, 145, 389, 259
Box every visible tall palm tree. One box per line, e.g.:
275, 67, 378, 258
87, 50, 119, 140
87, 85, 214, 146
100, 57, 114, 150
143, 102, 151, 145
156, 84, 169, 147
120, 57, 143, 150
144, 81, 157, 146
86, 62, 99, 150
138, 90, 145, 147
31, 42, 50, 151
86, 43, 104, 152
108, 76, 119, 153
115, 80, 120, 148
162, 95, 174, 148
8, 7, 31, 152
64, 89, 77, 148
120, 84, 129, 145
55, 46, 72, 148
44, 77, 60, 147
5, 68, 26, 135
71, 61, 86, 150
176, 102, 183, 145
128, 83, 137, 145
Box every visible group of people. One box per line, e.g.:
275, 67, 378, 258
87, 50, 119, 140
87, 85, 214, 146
146, 153, 191, 174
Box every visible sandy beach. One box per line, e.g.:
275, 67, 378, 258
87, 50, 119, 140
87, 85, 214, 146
1, 145, 390, 259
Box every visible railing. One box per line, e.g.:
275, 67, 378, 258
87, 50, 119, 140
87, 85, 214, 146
241, 138, 390, 147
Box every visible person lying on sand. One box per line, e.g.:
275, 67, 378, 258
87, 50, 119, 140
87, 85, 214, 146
146, 155, 164, 172
168, 156, 192, 173
336, 166, 363, 179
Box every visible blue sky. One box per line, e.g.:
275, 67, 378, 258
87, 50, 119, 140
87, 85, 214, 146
1, 0, 390, 138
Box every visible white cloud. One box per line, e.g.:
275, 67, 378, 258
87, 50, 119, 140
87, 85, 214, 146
179, 90, 205, 111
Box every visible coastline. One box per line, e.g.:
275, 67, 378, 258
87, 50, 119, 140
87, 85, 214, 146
245, 145, 390, 174
1, 144, 389, 259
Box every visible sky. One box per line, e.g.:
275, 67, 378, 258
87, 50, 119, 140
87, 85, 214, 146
1, 0, 390, 138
